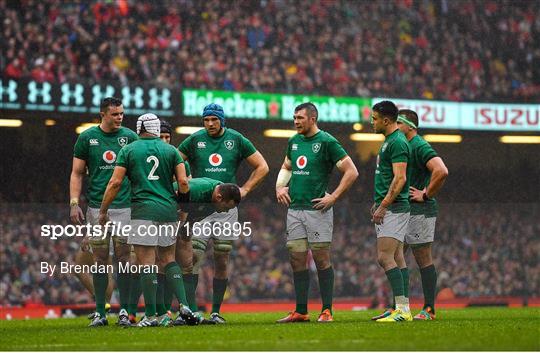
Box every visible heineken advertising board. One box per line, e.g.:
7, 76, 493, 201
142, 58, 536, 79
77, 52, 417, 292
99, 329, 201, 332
182, 89, 371, 123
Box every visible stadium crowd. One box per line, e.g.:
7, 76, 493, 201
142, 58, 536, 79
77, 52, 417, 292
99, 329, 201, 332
1, 200, 538, 307
2, 0, 539, 102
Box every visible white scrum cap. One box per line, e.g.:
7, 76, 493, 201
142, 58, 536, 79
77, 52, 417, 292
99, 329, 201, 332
136, 113, 160, 136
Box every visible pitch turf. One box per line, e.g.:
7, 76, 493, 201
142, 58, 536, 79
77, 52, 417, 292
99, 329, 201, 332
0, 308, 538, 351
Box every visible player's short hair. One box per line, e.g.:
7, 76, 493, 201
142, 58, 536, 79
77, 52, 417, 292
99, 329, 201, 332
100, 97, 123, 113
372, 100, 398, 121
160, 119, 172, 134
295, 102, 318, 120
398, 109, 419, 128
218, 183, 242, 206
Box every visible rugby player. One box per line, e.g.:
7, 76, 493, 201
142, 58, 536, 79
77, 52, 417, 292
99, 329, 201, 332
177, 103, 268, 323
370, 101, 412, 322
275, 102, 358, 323
70, 97, 137, 326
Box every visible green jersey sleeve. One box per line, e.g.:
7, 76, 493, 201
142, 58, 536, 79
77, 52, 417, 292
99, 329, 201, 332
239, 135, 257, 159
391, 139, 410, 163
184, 161, 192, 177
327, 136, 348, 164
116, 146, 129, 168
73, 134, 88, 160
417, 142, 438, 166
178, 135, 192, 157
173, 148, 184, 166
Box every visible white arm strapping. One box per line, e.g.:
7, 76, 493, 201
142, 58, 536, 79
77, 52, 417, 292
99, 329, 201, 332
276, 168, 292, 188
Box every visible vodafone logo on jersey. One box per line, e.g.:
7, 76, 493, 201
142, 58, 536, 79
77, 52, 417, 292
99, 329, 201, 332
103, 150, 117, 164
296, 155, 308, 169
209, 153, 223, 166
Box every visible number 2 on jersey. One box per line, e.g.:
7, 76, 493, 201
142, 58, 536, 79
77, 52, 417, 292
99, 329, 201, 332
146, 156, 160, 180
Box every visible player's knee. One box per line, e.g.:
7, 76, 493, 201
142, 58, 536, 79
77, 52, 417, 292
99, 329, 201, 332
213, 240, 233, 254
311, 243, 331, 270
192, 238, 208, 252
192, 247, 206, 274
377, 252, 392, 268
286, 239, 309, 253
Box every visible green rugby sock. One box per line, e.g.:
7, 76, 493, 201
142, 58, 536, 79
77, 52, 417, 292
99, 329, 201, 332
293, 270, 309, 314
116, 272, 130, 311
164, 262, 188, 307
317, 267, 334, 313
401, 267, 410, 299
184, 274, 198, 312
140, 272, 157, 317
212, 278, 228, 314
164, 278, 174, 311
128, 273, 141, 315
93, 273, 108, 317
385, 267, 404, 298
420, 264, 437, 313
156, 274, 167, 316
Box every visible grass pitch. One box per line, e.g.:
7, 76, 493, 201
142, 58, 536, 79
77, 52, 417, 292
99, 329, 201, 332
0, 308, 538, 351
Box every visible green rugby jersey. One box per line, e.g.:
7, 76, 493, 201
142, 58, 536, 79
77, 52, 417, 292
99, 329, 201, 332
116, 137, 183, 222
286, 130, 347, 210
175, 177, 223, 222
374, 129, 411, 213
73, 126, 137, 209
408, 135, 439, 217
178, 128, 256, 183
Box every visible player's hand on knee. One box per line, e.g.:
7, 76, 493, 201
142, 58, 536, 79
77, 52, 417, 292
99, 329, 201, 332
371, 205, 387, 225
311, 193, 336, 212
276, 186, 291, 206
98, 212, 109, 226
70, 205, 85, 224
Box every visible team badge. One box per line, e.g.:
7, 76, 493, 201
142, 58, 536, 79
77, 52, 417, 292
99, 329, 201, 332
296, 155, 307, 169
118, 137, 127, 147
209, 153, 223, 166
312, 143, 321, 153
224, 140, 234, 150
103, 150, 116, 164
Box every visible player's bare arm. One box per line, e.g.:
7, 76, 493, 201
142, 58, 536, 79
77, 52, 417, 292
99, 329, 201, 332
410, 157, 449, 202
69, 157, 87, 224
312, 156, 358, 212
239, 151, 269, 198
372, 162, 407, 225
98, 166, 127, 226
175, 162, 190, 194
276, 156, 292, 206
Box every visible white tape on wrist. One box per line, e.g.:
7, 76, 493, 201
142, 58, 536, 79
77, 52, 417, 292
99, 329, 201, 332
276, 169, 292, 188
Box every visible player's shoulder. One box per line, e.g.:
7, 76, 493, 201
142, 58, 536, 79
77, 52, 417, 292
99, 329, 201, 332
318, 130, 340, 143
119, 126, 138, 138
288, 133, 302, 144
224, 128, 248, 140
78, 126, 99, 139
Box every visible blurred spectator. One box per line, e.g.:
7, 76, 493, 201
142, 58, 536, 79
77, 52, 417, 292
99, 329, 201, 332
1, 0, 539, 102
